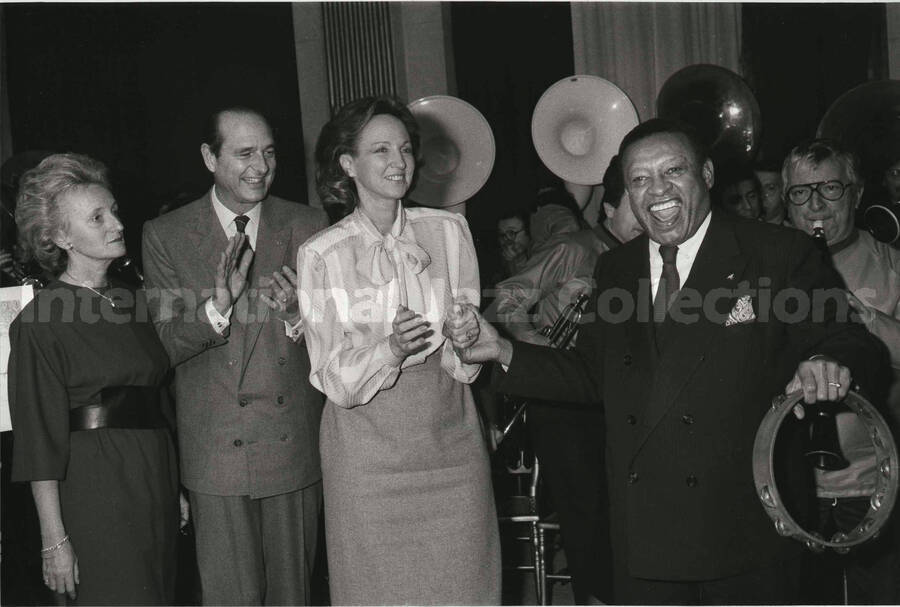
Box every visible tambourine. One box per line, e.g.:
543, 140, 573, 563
752, 389, 898, 552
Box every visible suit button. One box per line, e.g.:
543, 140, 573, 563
628, 471, 639, 484
239, 399, 248, 407
277, 395, 285, 404
278, 357, 286, 366
233, 439, 243, 447
626, 415, 637, 425
681, 414, 694, 425
623, 354, 633, 366
686, 474, 698, 487
280, 434, 288, 441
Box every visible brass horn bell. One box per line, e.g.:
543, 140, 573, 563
531, 75, 639, 186
657, 64, 761, 166
406, 95, 495, 208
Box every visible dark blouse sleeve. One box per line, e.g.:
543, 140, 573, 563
8, 314, 71, 481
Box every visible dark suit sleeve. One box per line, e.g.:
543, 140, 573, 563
782, 230, 889, 399
496, 255, 607, 404
142, 219, 226, 366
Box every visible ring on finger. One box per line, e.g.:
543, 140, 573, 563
827, 381, 841, 388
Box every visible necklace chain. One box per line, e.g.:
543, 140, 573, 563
62, 271, 118, 309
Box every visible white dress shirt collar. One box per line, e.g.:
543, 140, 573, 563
648, 210, 712, 299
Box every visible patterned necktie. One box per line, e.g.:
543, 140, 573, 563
654, 244, 680, 322
234, 215, 253, 253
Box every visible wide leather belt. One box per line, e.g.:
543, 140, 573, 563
69, 386, 167, 431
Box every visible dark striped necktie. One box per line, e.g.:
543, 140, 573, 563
234, 215, 253, 253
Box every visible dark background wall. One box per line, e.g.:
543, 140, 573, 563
3, 3, 307, 262
1, 2, 891, 261
450, 2, 574, 282
741, 3, 888, 170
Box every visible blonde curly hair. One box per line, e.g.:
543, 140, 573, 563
15, 153, 110, 274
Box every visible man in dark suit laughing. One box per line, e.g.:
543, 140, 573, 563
454, 119, 887, 604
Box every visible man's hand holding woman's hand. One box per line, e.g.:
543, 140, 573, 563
444, 303, 512, 366
443, 300, 480, 352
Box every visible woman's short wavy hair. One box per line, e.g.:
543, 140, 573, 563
315, 95, 419, 213
15, 153, 110, 274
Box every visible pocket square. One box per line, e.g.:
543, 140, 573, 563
725, 295, 756, 326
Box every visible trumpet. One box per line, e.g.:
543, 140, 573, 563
541, 291, 590, 350
499, 291, 591, 441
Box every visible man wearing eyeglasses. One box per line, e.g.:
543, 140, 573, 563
496, 211, 533, 278
784, 138, 900, 603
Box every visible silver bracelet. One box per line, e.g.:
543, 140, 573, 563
40, 534, 69, 557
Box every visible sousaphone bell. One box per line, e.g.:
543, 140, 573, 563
817, 79, 900, 244
531, 75, 639, 185
406, 95, 495, 208
657, 64, 761, 166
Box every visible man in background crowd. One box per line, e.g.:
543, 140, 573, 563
714, 163, 762, 221
756, 160, 789, 225
784, 138, 900, 603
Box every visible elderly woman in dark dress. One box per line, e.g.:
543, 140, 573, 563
8, 153, 178, 605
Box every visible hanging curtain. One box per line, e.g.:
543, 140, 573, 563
322, 2, 397, 115
571, 2, 742, 122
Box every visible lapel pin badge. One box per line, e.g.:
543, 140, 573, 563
726, 273, 735, 280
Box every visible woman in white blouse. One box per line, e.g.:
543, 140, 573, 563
297, 96, 501, 605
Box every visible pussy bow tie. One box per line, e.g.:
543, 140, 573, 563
358, 232, 431, 286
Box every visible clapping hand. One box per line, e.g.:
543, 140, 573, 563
388, 305, 432, 359
212, 234, 253, 315
260, 265, 300, 323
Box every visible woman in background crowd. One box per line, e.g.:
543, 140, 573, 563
298, 95, 500, 605
9, 153, 178, 605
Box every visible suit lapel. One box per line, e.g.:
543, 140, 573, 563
622, 237, 658, 378
239, 200, 291, 383
632, 213, 750, 455
190, 194, 228, 286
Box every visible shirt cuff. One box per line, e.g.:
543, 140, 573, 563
284, 317, 304, 342
205, 299, 231, 335
377, 336, 405, 368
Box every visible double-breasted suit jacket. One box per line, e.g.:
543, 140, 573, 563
142, 193, 328, 498
500, 212, 885, 583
